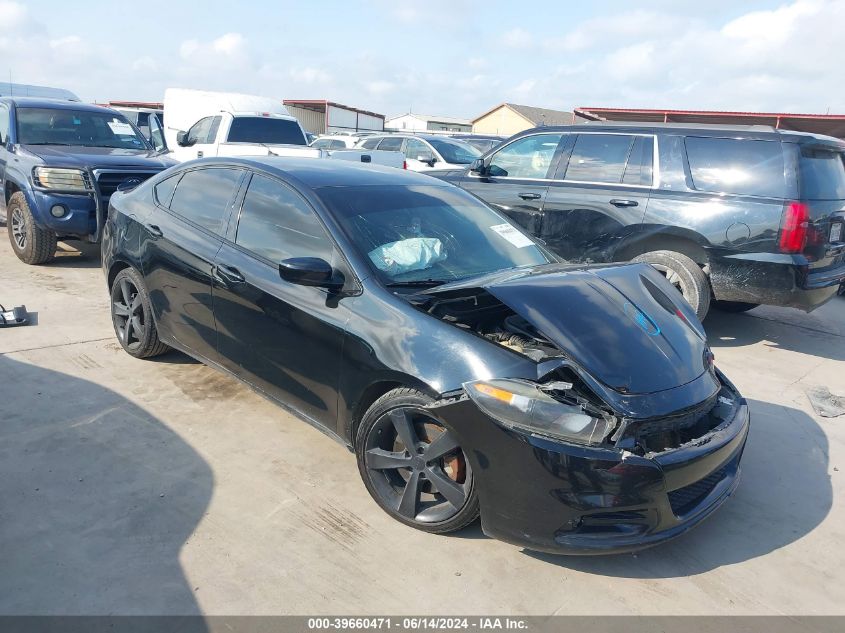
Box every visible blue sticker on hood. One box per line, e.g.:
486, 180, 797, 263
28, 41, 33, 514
624, 302, 660, 336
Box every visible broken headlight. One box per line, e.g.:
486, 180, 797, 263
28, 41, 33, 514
464, 379, 615, 446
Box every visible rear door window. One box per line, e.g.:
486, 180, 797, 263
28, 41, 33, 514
562, 134, 637, 184
169, 168, 243, 235
621, 136, 654, 186
154, 174, 180, 207
799, 147, 845, 200
684, 137, 786, 197
377, 137, 404, 152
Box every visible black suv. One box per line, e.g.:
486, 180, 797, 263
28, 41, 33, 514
433, 123, 845, 318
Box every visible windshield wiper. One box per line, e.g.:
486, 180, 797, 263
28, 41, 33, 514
24, 142, 78, 146
385, 279, 449, 288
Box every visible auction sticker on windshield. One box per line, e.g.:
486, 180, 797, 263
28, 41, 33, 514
108, 121, 136, 136
490, 223, 533, 248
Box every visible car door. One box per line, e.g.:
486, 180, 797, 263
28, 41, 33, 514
404, 138, 437, 171
174, 116, 221, 161
542, 133, 652, 262
140, 166, 245, 363
0, 103, 9, 218
212, 172, 350, 428
460, 132, 564, 236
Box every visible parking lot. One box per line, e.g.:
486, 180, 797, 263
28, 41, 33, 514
0, 236, 843, 616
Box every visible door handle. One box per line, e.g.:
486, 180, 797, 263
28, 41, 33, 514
215, 264, 245, 284
610, 199, 639, 208
145, 223, 163, 238
518, 192, 542, 200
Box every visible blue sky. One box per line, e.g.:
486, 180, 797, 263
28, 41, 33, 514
1, 0, 842, 119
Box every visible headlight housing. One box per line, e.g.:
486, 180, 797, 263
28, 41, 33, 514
32, 167, 92, 192
464, 379, 616, 446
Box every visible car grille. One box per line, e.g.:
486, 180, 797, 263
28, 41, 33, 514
667, 465, 728, 517
95, 171, 157, 200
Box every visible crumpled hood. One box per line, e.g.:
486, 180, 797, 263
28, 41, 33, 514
21, 144, 176, 169
427, 263, 708, 395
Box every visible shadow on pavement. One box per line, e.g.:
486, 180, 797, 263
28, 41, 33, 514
525, 398, 831, 576
0, 355, 212, 619
705, 298, 845, 362
50, 241, 103, 269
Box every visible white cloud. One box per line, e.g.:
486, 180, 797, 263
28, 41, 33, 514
0, 1, 27, 29
366, 80, 395, 96
179, 32, 247, 68
212, 32, 244, 55
289, 66, 333, 84
502, 28, 532, 48
0, 1, 843, 123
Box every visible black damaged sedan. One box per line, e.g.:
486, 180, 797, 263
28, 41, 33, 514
102, 158, 749, 554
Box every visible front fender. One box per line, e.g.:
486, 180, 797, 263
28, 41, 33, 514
3, 171, 40, 220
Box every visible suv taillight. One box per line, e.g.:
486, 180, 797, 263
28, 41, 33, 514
778, 202, 810, 253
403, 160, 407, 170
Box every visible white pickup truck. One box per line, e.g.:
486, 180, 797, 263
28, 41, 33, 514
153, 89, 404, 169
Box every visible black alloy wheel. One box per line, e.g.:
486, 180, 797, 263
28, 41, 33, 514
110, 267, 169, 359
357, 389, 479, 533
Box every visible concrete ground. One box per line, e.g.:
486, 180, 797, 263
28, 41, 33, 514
0, 237, 843, 616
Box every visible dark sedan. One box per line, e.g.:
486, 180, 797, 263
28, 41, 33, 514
102, 158, 749, 554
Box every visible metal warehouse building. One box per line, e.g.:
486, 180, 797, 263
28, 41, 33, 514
283, 100, 385, 135
575, 107, 845, 139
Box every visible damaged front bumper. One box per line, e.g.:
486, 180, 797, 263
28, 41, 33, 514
427, 371, 750, 555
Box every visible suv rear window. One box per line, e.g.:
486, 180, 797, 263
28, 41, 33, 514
685, 137, 786, 197
799, 147, 845, 200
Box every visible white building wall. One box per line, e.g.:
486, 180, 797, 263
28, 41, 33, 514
385, 114, 429, 131
357, 113, 384, 131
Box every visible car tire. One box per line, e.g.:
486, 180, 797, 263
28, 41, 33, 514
110, 267, 170, 359
6, 192, 57, 265
356, 387, 480, 534
712, 300, 759, 313
632, 250, 711, 320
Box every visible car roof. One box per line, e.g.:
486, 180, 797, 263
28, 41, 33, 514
1, 96, 120, 114
522, 122, 845, 146
187, 156, 452, 188
369, 133, 469, 142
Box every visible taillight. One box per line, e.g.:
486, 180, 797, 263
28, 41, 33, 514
778, 202, 810, 253
403, 160, 407, 170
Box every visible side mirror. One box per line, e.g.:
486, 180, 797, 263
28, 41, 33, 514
176, 131, 190, 147
417, 155, 436, 167
470, 158, 486, 174
279, 257, 343, 289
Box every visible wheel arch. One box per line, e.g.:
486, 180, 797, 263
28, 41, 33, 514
107, 259, 135, 290
346, 377, 440, 447
613, 227, 710, 266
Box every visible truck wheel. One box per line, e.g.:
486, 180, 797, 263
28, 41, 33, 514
6, 192, 57, 265
713, 300, 759, 313
632, 250, 711, 320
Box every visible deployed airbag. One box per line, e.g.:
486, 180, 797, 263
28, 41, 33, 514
368, 237, 446, 276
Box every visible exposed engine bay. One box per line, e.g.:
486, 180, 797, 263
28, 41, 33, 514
407, 287, 736, 456
411, 288, 559, 362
